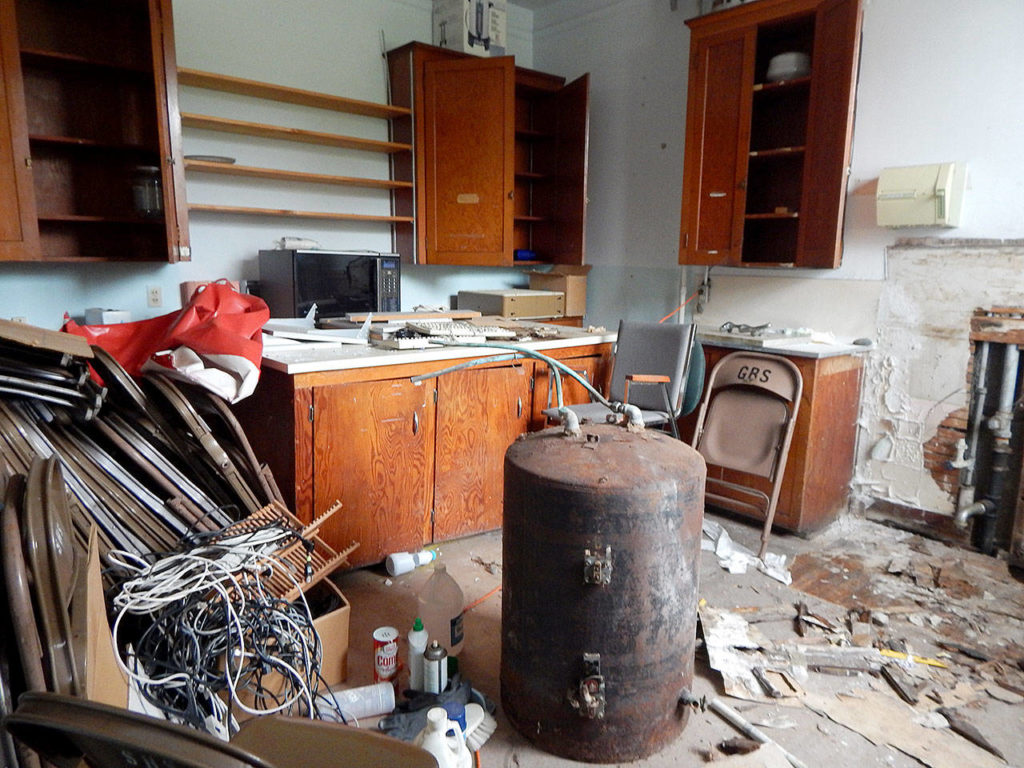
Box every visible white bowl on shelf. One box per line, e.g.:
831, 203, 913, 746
766, 52, 810, 82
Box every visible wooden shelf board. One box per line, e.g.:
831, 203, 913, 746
514, 215, 546, 222
184, 160, 413, 189
745, 212, 800, 220
753, 76, 812, 92
749, 146, 806, 158
188, 204, 414, 223
178, 68, 410, 120
29, 134, 157, 153
37, 214, 162, 224
21, 47, 152, 75
181, 113, 411, 154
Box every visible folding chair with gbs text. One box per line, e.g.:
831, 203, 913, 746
691, 351, 803, 559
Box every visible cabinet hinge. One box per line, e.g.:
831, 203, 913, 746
173, 245, 191, 259
430, 508, 436, 526
682, 232, 688, 248
24, 156, 32, 167
308, 404, 315, 422
530, 376, 535, 392
433, 389, 438, 403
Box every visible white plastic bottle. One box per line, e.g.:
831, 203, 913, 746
417, 563, 465, 656
407, 616, 429, 691
413, 707, 471, 768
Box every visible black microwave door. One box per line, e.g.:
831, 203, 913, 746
295, 253, 376, 318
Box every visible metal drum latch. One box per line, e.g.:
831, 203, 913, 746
568, 653, 606, 719
583, 545, 612, 585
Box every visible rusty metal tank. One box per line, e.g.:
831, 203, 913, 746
501, 423, 706, 763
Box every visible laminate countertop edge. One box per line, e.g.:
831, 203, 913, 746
259, 328, 618, 374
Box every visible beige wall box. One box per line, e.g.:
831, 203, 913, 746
433, 0, 507, 57
527, 265, 591, 318
876, 162, 967, 227
458, 289, 565, 318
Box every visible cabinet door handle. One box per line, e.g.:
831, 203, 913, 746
517, 396, 523, 419
412, 411, 419, 435
709, 192, 727, 198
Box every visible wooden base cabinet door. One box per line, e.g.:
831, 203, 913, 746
434, 364, 532, 540
312, 379, 436, 567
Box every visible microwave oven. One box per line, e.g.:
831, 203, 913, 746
257, 249, 401, 320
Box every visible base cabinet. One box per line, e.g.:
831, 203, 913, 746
682, 344, 863, 532
235, 343, 612, 567
434, 364, 532, 540
313, 378, 437, 564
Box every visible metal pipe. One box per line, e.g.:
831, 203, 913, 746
968, 343, 1019, 553
954, 499, 993, 529
956, 341, 990, 509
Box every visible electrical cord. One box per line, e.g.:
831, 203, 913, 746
107, 519, 345, 737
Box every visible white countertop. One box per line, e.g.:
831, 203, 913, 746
260, 322, 617, 374
697, 327, 869, 359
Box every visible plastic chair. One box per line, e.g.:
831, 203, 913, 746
543, 320, 699, 438
690, 351, 803, 558
2, 691, 437, 768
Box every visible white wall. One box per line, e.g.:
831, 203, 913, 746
0, 0, 538, 327
532, 0, 694, 327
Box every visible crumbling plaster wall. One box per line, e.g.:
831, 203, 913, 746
854, 239, 1024, 516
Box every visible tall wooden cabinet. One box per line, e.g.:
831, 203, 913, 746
387, 42, 589, 267
0, 0, 188, 262
678, 0, 862, 268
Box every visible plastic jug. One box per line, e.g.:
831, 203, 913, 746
413, 707, 472, 768
417, 563, 464, 656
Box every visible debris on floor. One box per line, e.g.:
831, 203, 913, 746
697, 517, 1024, 768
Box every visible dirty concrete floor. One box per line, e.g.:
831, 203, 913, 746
333, 512, 1024, 767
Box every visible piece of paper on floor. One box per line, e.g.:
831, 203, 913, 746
804, 690, 1005, 768
702, 520, 792, 585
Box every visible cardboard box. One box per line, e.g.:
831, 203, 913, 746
527, 265, 591, 318
433, 0, 507, 57
307, 578, 351, 687
458, 289, 565, 319
230, 577, 350, 720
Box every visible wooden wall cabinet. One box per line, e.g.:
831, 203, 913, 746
234, 343, 611, 567
678, 0, 862, 268
0, 0, 189, 262
680, 344, 863, 532
387, 42, 589, 267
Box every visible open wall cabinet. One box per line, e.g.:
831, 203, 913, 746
678, 0, 862, 269
0, 0, 189, 262
387, 42, 589, 267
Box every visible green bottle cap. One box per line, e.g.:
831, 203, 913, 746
413, 617, 424, 631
